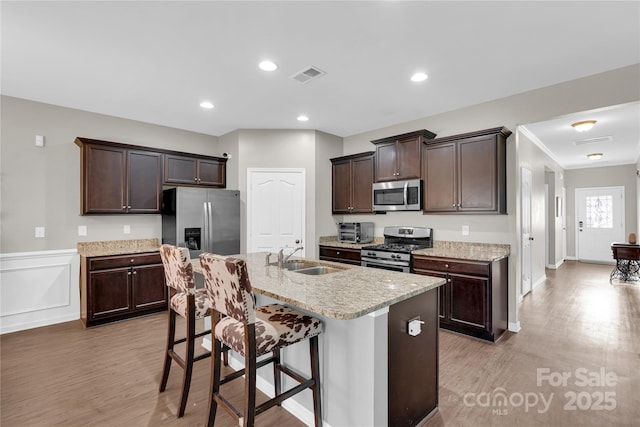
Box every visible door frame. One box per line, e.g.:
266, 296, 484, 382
246, 168, 306, 254
521, 166, 533, 297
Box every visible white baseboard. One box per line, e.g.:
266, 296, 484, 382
565, 256, 578, 261
0, 249, 80, 334
508, 321, 521, 332
546, 259, 564, 269
532, 274, 547, 291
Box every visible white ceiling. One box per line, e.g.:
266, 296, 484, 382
2, 1, 639, 169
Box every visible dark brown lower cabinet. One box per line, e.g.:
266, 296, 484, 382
80, 252, 167, 327
318, 245, 361, 265
412, 255, 508, 342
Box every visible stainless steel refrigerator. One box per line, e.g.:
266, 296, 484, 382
161, 187, 240, 259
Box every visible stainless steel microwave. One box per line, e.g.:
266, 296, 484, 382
372, 179, 422, 211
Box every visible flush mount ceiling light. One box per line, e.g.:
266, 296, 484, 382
571, 120, 597, 132
410, 72, 428, 82
297, 115, 309, 122
258, 60, 278, 71
586, 152, 603, 160
200, 101, 214, 109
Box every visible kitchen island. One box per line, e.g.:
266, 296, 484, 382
193, 252, 445, 427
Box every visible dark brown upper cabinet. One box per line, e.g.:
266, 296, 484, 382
163, 154, 226, 187
76, 138, 162, 215
422, 127, 511, 214
371, 129, 436, 182
331, 152, 375, 214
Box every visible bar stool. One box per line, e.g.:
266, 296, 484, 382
199, 253, 323, 427
158, 244, 213, 417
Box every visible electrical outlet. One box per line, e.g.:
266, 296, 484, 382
462, 225, 470, 236
35, 227, 45, 238
78, 225, 87, 236
123, 225, 131, 234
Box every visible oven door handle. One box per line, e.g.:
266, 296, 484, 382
361, 257, 409, 268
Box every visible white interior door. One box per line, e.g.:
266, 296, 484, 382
576, 186, 624, 263
521, 167, 533, 295
247, 169, 305, 256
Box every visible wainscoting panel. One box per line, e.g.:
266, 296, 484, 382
0, 249, 80, 334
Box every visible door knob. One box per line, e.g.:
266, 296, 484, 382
295, 239, 300, 244
529, 237, 534, 241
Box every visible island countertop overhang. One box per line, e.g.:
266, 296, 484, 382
192, 252, 445, 320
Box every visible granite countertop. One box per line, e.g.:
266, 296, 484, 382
77, 238, 160, 257
412, 241, 510, 262
192, 252, 445, 320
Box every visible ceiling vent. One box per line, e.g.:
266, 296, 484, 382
291, 66, 326, 84
574, 136, 613, 146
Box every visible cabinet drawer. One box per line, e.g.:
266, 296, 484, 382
89, 253, 161, 270
412, 257, 489, 277
319, 246, 361, 263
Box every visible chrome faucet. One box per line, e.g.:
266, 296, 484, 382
265, 253, 271, 266
284, 246, 304, 264
276, 246, 304, 268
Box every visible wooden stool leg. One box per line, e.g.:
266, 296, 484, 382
159, 309, 176, 392
206, 335, 222, 427
272, 349, 282, 405
243, 326, 257, 427
310, 336, 322, 427
178, 301, 196, 417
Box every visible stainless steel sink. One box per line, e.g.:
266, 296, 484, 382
270, 261, 318, 271
269, 261, 344, 275
293, 266, 343, 275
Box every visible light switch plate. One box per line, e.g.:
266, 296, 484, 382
78, 225, 87, 236
35, 135, 45, 147
462, 225, 470, 236
123, 225, 131, 234
35, 227, 45, 238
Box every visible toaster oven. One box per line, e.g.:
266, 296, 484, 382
337, 222, 374, 244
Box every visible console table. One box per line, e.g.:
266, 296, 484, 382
610, 243, 640, 283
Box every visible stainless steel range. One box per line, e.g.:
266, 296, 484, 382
361, 226, 433, 272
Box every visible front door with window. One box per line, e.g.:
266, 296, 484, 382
576, 186, 625, 263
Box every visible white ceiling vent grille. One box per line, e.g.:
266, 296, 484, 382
574, 136, 613, 146
291, 66, 326, 84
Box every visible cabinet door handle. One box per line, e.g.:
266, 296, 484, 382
122, 205, 127, 209
130, 259, 135, 263
445, 264, 449, 268
132, 270, 137, 275
128, 271, 132, 276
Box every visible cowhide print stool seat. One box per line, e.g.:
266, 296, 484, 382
158, 244, 214, 418
199, 253, 323, 427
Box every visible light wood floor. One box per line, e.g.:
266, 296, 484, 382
1, 261, 638, 426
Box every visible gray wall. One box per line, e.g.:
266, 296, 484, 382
0, 96, 220, 253
564, 164, 638, 256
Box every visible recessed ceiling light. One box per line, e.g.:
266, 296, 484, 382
411, 72, 428, 82
571, 120, 596, 132
586, 152, 603, 160
200, 101, 214, 109
259, 60, 278, 71
297, 115, 309, 122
